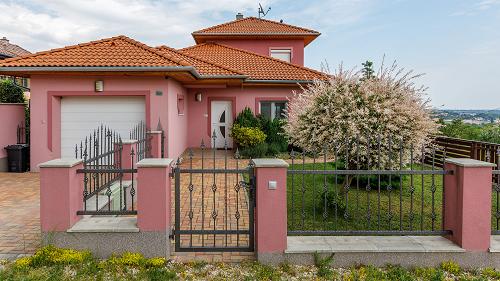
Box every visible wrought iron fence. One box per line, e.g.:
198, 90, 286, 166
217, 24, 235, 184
287, 135, 453, 236
493, 148, 500, 235
173, 135, 255, 252
74, 124, 137, 216
130, 121, 151, 161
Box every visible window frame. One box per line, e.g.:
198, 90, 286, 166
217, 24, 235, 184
269, 48, 292, 63
258, 100, 287, 120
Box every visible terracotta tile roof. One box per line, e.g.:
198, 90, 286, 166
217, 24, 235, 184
180, 42, 327, 82
192, 17, 320, 45
0, 35, 191, 67
0, 37, 31, 58
155, 45, 244, 77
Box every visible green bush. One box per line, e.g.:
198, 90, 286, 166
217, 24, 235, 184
234, 107, 259, 128
258, 115, 288, 149
231, 124, 266, 148
0, 79, 25, 103
23, 245, 93, 267
318, 189, 346, 215
239, 143, 269, 158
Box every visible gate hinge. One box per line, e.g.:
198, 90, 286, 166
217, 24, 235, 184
169, 229, 175, 240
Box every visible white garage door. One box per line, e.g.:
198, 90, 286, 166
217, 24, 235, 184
61, 96, 146, 158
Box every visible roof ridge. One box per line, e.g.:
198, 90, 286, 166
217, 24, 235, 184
114, 36, 191, 67
181, 42, 327, 79
156, 45, 244, 76
192, 16, 320, 35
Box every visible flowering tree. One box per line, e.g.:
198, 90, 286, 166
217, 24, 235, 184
285, 61, 439, 169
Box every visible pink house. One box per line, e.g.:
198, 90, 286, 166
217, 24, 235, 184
0, 15, 326, 171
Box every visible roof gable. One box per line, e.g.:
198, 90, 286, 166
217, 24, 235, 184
180, 42, 327, 82
0, 36, 189, 67
192, 17, 320, 46
0, 38, 31, 58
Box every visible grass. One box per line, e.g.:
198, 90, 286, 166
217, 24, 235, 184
1, 247, 499, 280
287, 162, 448, 233
288, 162, 500, 233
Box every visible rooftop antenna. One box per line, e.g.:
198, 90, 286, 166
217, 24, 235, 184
258, 3, 271, 18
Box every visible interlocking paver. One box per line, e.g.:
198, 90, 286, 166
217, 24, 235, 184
0, 172, 40, 255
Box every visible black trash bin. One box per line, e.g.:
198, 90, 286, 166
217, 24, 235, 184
4, 144, 29, 172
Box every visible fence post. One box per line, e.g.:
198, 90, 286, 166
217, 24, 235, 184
118, 140, 138, 180
147, 131, 163, 158
252, 159, 289, 264
443, 158, 495, 251
39, 159, 83, 233
136, 158, 173, 257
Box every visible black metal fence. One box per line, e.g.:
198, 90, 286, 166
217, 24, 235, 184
493, 149, 500, 235
74, 124, 137, 216
130, 121, 151, 161
287, 135, 452, 236
173, 135, 255, 252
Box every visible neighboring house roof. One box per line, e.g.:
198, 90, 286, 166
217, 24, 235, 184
180, 42, 327, 82
192, 17, 320, 46
0, 37, 31, 58
155, 45, 244, 77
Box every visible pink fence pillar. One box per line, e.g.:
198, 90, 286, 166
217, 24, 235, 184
147, 131, 163, 158
39, 159, 83, 232
137, 158, 173, 232
252, 159, 289, 263
444, 158, 496, 251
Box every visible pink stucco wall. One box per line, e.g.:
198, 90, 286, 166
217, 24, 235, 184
214, 39, 305, 66
186, 86, 298, 147
29, 75, 175, 171
167, 79, 189, 158
0, 104, 25, 159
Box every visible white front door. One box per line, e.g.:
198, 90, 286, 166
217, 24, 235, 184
211, 101, 233, 148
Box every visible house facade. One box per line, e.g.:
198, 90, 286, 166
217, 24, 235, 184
0, 15, 326, 171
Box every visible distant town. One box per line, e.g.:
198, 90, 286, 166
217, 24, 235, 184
433, 109, 500, 124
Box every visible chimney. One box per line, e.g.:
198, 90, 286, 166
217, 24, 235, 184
236, 13, 244, 20
0, 37, 8, 45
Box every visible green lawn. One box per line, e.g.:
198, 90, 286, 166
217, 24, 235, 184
1, 246, 499, 281
287, 162, 499, 233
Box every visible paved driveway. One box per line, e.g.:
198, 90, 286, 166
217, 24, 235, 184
0, 172, 40, 258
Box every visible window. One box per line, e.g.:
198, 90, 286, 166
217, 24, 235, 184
260, 101, 287, 120
270, 49, 291, 63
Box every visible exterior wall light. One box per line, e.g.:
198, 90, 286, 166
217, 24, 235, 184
195, 92, 202, 102
95, 80, 104, 92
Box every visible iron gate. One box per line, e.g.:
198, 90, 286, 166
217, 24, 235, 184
173, 143, 255, 252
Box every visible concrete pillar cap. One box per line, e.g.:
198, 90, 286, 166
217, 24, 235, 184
445, 158, 497, 168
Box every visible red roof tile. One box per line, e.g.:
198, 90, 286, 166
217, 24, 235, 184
0, 36, 190, 67
155, 45, 244, 77
180, 43, 327, 82
192, 17, 320, 45
0, 37, 31, 58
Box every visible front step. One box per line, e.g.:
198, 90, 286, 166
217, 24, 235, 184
83, 180, 134, 214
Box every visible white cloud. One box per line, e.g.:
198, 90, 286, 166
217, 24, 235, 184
0, 0, 275, 52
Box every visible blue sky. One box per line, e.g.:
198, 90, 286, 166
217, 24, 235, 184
1, 0, 499, 109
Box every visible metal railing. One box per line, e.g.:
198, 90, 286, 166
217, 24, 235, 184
130, 121, 151, 161
74, 124, 137, 216
493, 149, 500, 234
287, 135, 452, 236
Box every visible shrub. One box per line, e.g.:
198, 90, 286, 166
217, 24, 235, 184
231, 124, 266, 148
318, 188, 346, 215
286, 61, 439, 169
257, 115, 288, 150
108, 252, 146, 267
145, 257, 166, 268
440, 260, 460, 275
239, 143, 268, 158
29, 245, 93, 267
0, 79, 25, 103
234, 107, 259, 128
